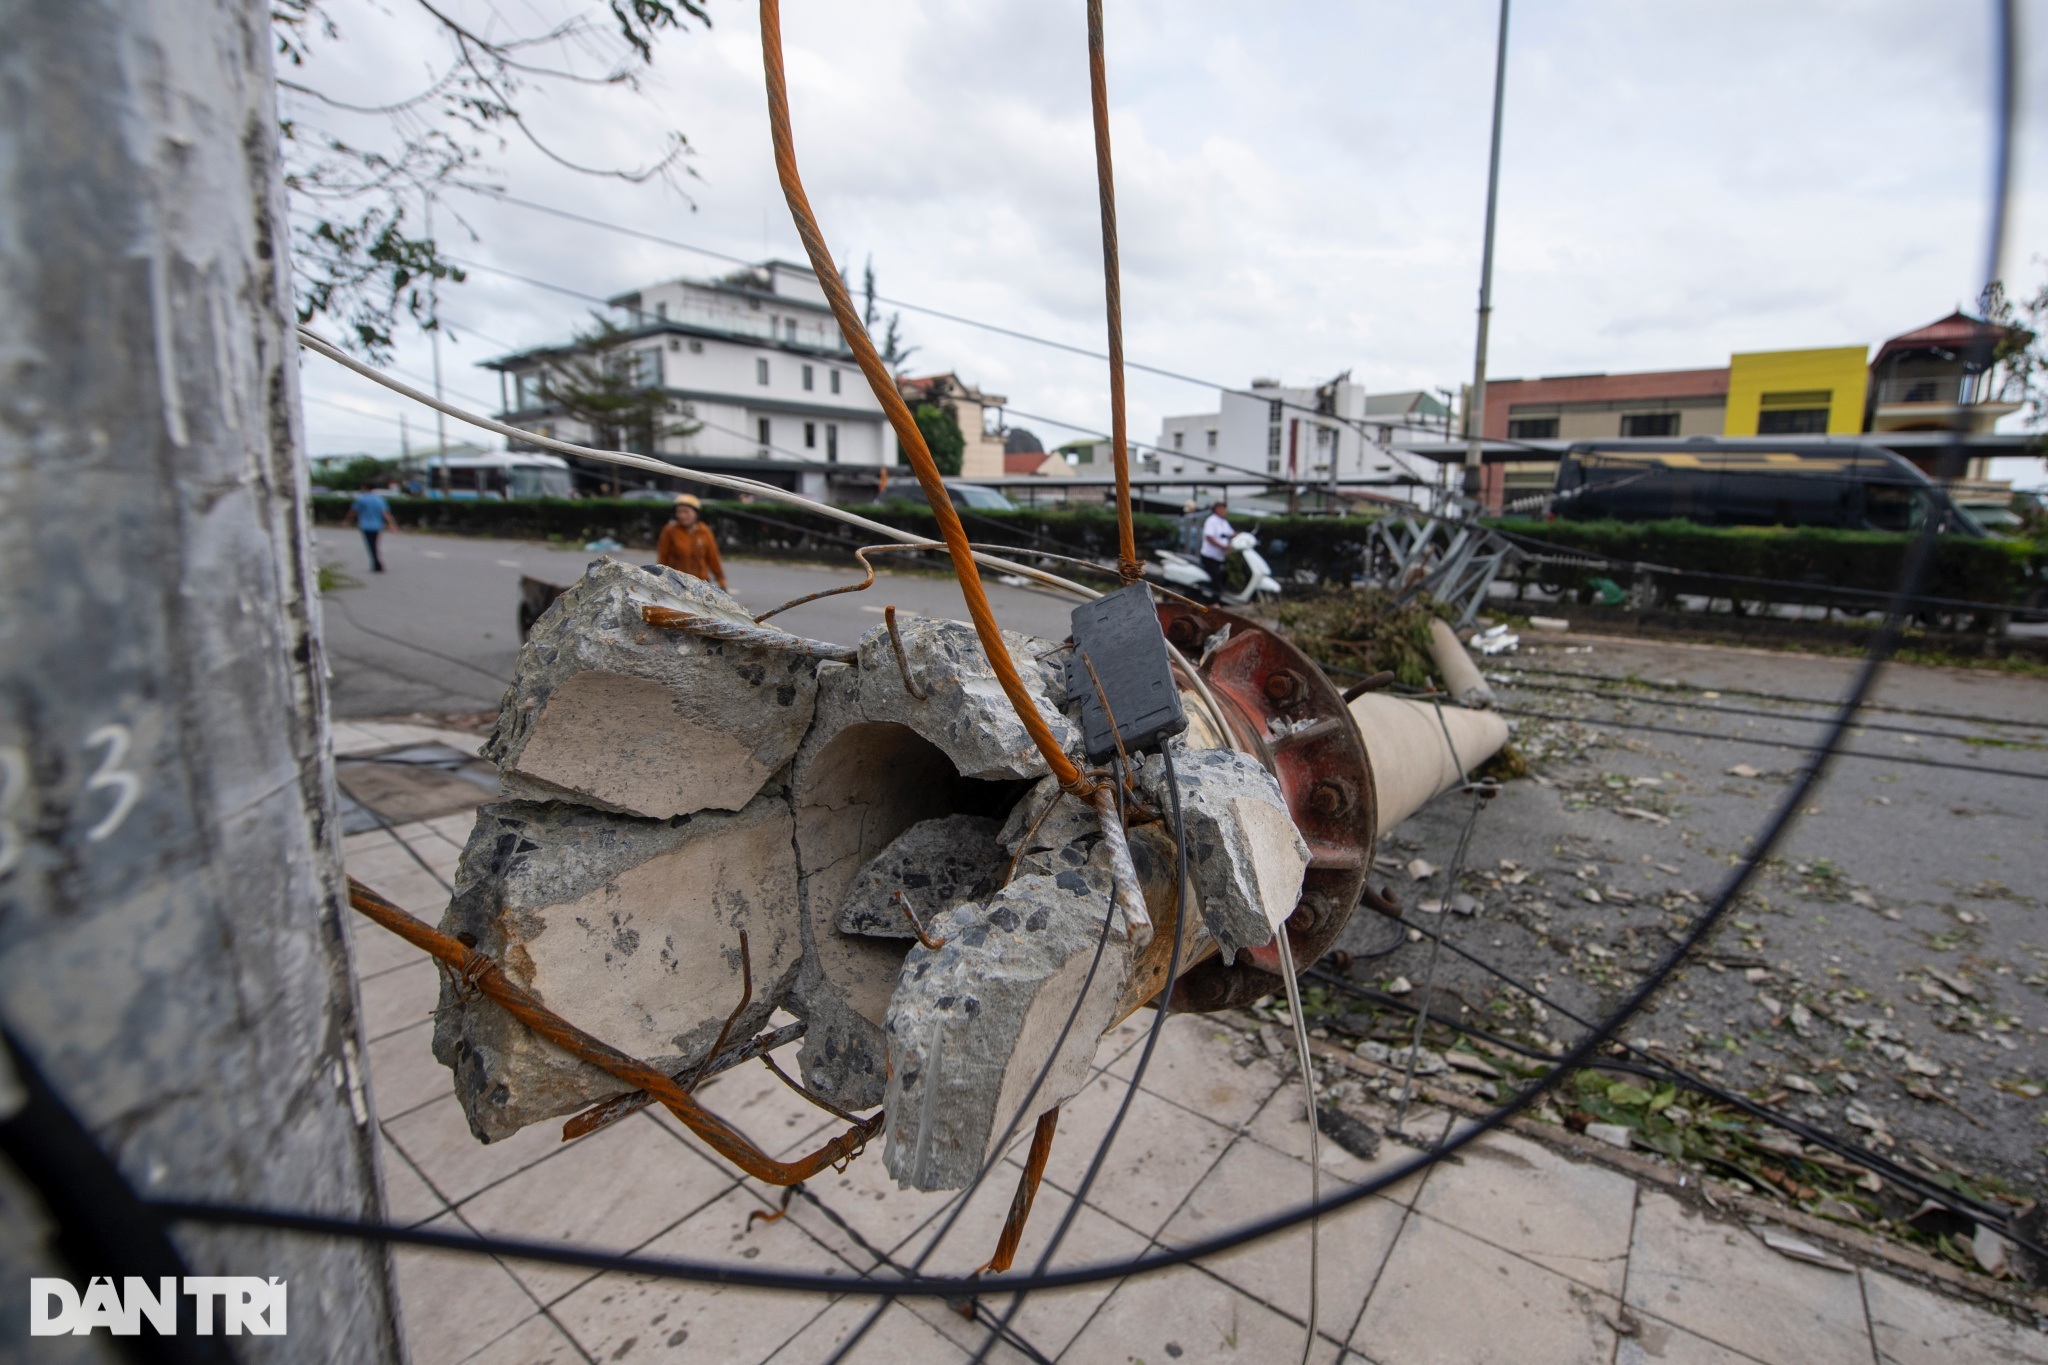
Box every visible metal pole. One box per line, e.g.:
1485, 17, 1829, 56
0, 1, 401, 1349
427, 190, 450, 463
1463, 0, 1512, 506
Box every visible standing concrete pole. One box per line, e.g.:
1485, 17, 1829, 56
1461, 0, 1511, 507
0, 1, 401, 1357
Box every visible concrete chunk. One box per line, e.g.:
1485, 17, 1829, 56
1134, 744, 1309, 965
837, 814, 1004, 939
855, 615, 1076, 780
484, 560, 820, 818
433, 795, 799, 1141
882, 863, 1132, 1191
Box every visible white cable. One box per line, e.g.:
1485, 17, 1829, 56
1273, 939, 1321, 1364
295, 326, 1100, 603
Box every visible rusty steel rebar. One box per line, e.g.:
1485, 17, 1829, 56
976, 1106, 1061, 1277
640, 602, 856, 662
884, 606, 929, 701
753, 542, 931, 624
757, 0, 1095, 800
561, 1021, 806, 1141
1084, 0, 1140, 585
346, 878, 881, 1185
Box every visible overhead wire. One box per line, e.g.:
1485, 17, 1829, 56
759, 0, 1089, 797
123, 0, 2026, 1319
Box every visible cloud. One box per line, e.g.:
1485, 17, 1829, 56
293, 0, 2044, 457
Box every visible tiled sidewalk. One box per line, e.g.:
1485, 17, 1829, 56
337, 735, 2047, 1364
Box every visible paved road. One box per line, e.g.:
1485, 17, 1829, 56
314, 526, 1080, 718
1344, 632, 2048, 1203
318, 527, 2048, 1202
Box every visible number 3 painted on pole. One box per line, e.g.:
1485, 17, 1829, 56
82, 725, 141, 843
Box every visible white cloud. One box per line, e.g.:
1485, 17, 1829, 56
292, 0, 2045, 463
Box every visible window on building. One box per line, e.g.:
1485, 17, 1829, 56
1620, 412, 1679, 438
629, 348, 661, 388
785, 319, 798, 342
830, 370, 841, 394
1757, 408, 1830, 435
1268, 400, 1283, 422
1206, 429, 1218, 450
802, 364, 814, 391
655, 301, 668, 320
1757, 392, 1831, 435
1507, 416, 1559, 440
689, 339, 704, 354
826, 423, 839, 463
757, 417, 771, 451
756, 357, 770, 385
1172, 432, 1185, 450
804, 422, 817, 449
1266, 424, 1283, 474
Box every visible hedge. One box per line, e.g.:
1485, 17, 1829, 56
306, 496, 2045, 613
1487, 518, 2048, 614
313, 494, 1181, 556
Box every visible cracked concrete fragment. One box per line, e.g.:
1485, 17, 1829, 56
484, 559, 819, 818
1133, 743, 1308, 965
433, 796, 799, 1141
837, 814, 1004, 939
787, 665, 966, 1110
855, 614, 1076, 780
883, 862, 1132, 1191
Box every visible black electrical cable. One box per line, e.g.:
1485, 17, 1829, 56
0, 1028, 231, 1365
819, 832, 1125, 1364
1495, 704, 2048, 781
1499, 665, 2045, 731
1331, 927, 2041, 1246
1498, 675, 2038, 744
967, 740, 1197, 1361
119, 0, 2027, 1312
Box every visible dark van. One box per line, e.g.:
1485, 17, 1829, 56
1549, 440, 1983, 536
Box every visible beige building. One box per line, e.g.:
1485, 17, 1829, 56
897, 373, 1009, 479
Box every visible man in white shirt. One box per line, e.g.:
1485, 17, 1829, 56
1199, 500, 1234, 566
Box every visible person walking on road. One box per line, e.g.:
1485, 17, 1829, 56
656, 494, 727, 590
346, 485, 397, 572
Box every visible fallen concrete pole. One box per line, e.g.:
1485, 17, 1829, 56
426, 579, 1510, 1195
1350, 692, 1512, 834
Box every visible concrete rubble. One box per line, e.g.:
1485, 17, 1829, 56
1130, 746, 1309, 965
429, 560, 1502, 1190
484, 561, 819, 817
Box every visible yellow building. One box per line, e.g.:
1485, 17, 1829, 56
1722, 346, 1869, 437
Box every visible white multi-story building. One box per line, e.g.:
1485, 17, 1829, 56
485, 259, 890, 496
1154, 375, 1430, 492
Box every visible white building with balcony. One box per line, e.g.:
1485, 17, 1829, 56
1153, 374, 1429, 495
484, 259, 889, 496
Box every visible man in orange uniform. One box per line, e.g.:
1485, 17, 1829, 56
655, 494, 727, 590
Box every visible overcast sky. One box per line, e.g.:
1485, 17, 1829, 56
291, 0, 2046, 481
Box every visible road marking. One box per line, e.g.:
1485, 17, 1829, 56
861, 605, 887, 613
421, 550, 448, 559
496, 559, 521, 568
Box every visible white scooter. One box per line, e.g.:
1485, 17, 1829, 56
1146, 530, 1282, 607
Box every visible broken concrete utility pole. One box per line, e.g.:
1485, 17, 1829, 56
0, 0, 401, 1354
417, 564, 1504, 1205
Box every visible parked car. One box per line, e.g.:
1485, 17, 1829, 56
1549, 440, 1984, 536
944, 481, 1018, 512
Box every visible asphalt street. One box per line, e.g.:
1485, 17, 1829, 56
316, 525, 2048, 1208
1343, 633, 2048, 1206
313, 525, 1079, 717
